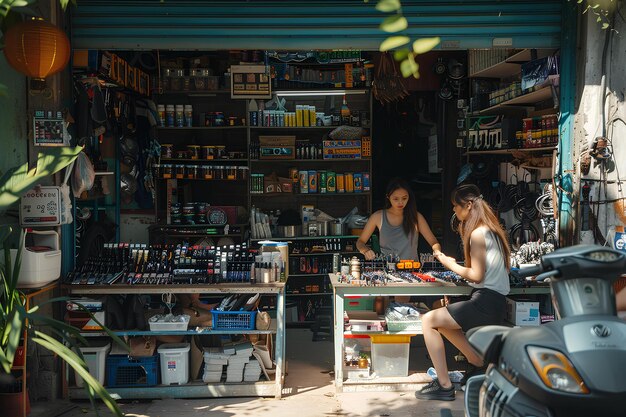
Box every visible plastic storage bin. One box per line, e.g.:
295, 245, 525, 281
158, 343, 190, 385
106, 354, 159, 387
75, 340, 111, 387
212, 310, 257, 330
371, 335, 411, 377
11, 230, 61, 288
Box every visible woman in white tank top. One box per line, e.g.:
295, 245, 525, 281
415, 184, 511, 401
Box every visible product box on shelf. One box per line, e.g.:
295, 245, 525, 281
322, 140, 361, 159
74, 340, 111, 387
506, 298, 540, 326
259, 136, 296, 160
66, 310, 106, 331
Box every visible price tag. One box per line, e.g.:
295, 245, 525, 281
20, 186, 61, 226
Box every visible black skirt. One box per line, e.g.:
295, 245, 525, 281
446, 288, 507, 332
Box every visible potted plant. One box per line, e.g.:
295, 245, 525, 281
0, 147, 126, 416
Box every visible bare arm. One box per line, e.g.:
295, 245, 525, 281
356, 211, 381, 260
435, 228, 486, 283
416, 212, 442, 256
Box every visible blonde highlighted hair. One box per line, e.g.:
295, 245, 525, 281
451, 184, 511, 271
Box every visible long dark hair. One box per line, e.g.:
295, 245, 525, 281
384, 177, 419, 237
451, 184, 511, 271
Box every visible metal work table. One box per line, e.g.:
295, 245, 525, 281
63, 282, 286, 399
329, 273, 550, 392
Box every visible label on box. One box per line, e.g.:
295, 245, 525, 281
20, 186, 61, 226
506, 298, 540, 326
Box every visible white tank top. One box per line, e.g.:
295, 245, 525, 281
469, 227, 510, 295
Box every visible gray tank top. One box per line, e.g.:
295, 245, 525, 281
379, 210, 419, 260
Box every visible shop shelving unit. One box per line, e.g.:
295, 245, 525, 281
63, 282, 286, 399
11, 282, 58, 417
329, 276, 551, 393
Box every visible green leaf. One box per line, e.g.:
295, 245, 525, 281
376, 0, 401, 13
602, 22, 610, 29
0, 84, 7, 97
577, 0, 583, 2
413, 37, 441, 54
400, 57, 419, 78
597, 16, 602, 21
380, 35, 410, 51
592, 4, 600, 8
0, 146, 82, 209
393, 48, 410, 61
1, 304, 25, 373
380, 15, 408, 33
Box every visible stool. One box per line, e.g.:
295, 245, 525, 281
311, 306, 333, 341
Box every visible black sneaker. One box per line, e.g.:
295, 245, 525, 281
460, 364, 488, 386
415, 379, 455, 401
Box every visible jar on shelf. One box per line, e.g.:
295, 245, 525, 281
161, 164, 173, 179
228, 116, 237, 126
202, 146, 215, 160
193, 68, 211, 91
214, 112, 225, 126
161, 144, 174, 159
238, 166, 249, 179
226, 167, 237, 180
176, 150, 187, 159
202, 165, 214, 179
170, 69, 185, 91
214, 166, 225, 180
161, 67, 174, 91
187, 165, 198, 179
215, 145, 226, 159
175, 164, 185, 179
187, 145, 201, 160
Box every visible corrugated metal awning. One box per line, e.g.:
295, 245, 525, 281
70, 0, 562, 50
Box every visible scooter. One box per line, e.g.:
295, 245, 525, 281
464, 244, 626, 417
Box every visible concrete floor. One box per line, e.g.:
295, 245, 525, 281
32, 329, 466, 417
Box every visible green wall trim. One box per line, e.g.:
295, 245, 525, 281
557, 0, 577, 246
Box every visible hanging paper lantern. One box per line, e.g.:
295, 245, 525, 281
3, 18, 71, 80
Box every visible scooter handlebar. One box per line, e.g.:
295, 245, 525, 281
516, 265, 543, 278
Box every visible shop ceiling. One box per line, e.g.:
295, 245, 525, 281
71, 0, 562, 50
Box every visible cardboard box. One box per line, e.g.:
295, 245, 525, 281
506, 298, 540, 326
259, 136, 296, 160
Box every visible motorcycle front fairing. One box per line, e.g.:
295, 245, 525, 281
484, 316, 626, 417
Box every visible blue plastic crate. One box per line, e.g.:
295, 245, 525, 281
212, 310, 257, 330
106, 354, 158, 387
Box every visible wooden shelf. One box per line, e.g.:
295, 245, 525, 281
505, 48, 558, 63
250, 192, 370, 197
250, 126, 370, 130
479, 86, 554, 115
470, 49, 557, 78
157, 126, 247, 130
68, 380, 278, 399
464, 146, 556, 156
80, 329, 275, 337
251, 235, 357, 241
250, 159, 369, 163
160, 158, 248, 163
470, 61, 520, 79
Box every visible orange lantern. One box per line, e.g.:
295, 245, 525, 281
3, 18, 71, 81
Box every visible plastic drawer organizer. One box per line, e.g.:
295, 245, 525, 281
211, 310, 257, 330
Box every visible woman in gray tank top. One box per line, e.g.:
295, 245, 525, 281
357, 178, 442, 261
415, 184, 511, 401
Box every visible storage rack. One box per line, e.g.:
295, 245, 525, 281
63, 283, 286, 399
329, 276, 551, 393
